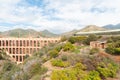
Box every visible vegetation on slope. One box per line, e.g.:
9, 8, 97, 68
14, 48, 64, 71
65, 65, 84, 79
0, 35, 120, 80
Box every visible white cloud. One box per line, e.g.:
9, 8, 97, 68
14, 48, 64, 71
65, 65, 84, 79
0, 0, 120, 33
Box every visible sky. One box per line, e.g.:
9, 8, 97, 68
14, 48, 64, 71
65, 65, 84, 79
0, 0, 120, 34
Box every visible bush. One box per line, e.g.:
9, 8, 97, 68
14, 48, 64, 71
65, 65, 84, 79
87, 70, 101, 80
68, 36, 86, 44
73, 48, 80, 54
61, 55, 67, 61
49, 49, 59, 58
51, 59, 70, 67
97, 67, 111, 78
73, 63, 86, 70
61, 36, 67, 42
54, 45, 63, 52
83, 34, 98, 45
51, 69, 77, 80
29, 62, 47, 77
97, 62, 119, 78
63, 42, 75, 51
90, 48, 99, 55
114, 48, 120, 55
30, 74, 41, 80
106, 41, 120, 55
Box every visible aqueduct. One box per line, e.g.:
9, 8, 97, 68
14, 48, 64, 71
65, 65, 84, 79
0, 37, 60, 64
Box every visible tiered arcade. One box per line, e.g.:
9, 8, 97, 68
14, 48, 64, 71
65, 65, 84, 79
0, 38, 60, 64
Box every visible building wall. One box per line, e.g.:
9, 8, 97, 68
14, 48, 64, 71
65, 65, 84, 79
90, 41, 106, 49
0, 38, 60, 64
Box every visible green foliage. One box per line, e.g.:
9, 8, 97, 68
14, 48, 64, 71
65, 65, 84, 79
106, 41, 120, 55
73, 48, 80, 54
68, 36, 86, 44
114, 48, 120, 55
54, 45, 63, 52
51, 69, 77, 80
61, 55, 67, 61
0, 49, 10, 60
29, 62, 47, 77
84, 34, 98, 45
0, 61, 21, 80
30, 74, 41, 80
97, 67, 111, 78
49, 49, 59, 58
87, 70, 101, 80
63, 42, 75, 51
90, 48, 99, 55
107, 36, 120, 43
97, 62, 119, 78
51, 59, 70, 67
61, 36, 67, 42
51, 63, 101, 80
73, 63, 86, 70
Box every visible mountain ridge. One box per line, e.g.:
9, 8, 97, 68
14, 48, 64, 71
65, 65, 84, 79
103, 23, 120, 29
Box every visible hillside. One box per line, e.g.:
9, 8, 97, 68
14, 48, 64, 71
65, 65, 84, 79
61, 25, 106, 36
103, 23, 120, 29
80, 25, 106, 32
0, 35, 120, 80
61, 29, 78, 37
41, 30, 59, 37
0, 28, 58, 38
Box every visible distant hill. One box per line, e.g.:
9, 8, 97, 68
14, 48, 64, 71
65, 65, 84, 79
80, 25, 106, 32
103, 23, 120, 29
61, 29, 78, 37
41, 30, 58, 37
0, 28, 58, 38
61, 25, 106, 36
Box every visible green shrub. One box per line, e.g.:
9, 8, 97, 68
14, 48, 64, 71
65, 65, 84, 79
63, 42, 75, 51
97, 67, 111, 78
73, 63, 86, 71
51, 59, 70, 67
68, 36, 86, 44
54, 45, 63, 52
30, 74, 41, 80
61, 36, 67, 42
61, 55, 67, 61
29, 62, 47, 77
51, 69, 77, 80
87, 70, 101, 80
73, 48, 80, 54
49, 49, 59, 58
97, 62, 119, 78
83, 34, 98, 45
106, 41, 120, 55
114, 48, 120, 55
90, 48, 99, 55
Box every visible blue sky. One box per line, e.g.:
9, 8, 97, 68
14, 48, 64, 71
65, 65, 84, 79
0, 0, 120, 33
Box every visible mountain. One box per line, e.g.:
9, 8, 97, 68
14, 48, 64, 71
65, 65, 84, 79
80, 25, 106, 32
61, 29, 78, 37
0, 28, 58, 38
61, 25, 106, 37
41, 30, 59, 37
103, 23, 120, 29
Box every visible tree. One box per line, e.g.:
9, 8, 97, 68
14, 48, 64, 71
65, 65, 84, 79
84, 34, 98, 45
63, 42, 75, 51
49, 49, 59, 58
68, 36, 86, 44
106, 41, 120, 55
